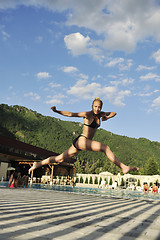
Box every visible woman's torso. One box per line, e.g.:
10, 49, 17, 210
152, 186, 158, 193
81, 113, 101, 139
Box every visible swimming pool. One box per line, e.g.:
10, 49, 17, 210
1, 181, 160, 201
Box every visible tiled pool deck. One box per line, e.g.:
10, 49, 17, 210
0, 187, 160, 240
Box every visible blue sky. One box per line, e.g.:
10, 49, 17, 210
0, 0, 160, 142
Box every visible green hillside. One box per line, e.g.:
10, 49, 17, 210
0, 104, 160, 175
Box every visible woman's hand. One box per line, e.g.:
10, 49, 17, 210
101, 111, 117, 121
51, 106, 56, 112
102, 115, 108, 121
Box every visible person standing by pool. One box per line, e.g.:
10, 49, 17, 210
8, 171, 18, 188
28, 97, 139, 175
8, 170, 16, 188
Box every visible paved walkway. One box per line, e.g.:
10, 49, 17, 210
0, 188, 160, 240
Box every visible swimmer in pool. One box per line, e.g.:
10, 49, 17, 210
28, 97, 139, 174
152, 183, 158, 193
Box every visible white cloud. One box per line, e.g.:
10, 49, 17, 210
152, 49, 160, 64
62, 65, 89, 81
106, 58, 124, 67
112, 90, 131, 107
66, 1, 160, 52
24, 92, 40, 100
139, 92, 154, 97
136, 65, 156, 71
121, 78, 134, 85
49, 82, 61, 88
45, 99, 63, 105
0, 25, 10, 40
62, 66, 78, 73
1, 1, 160, 53
138, 88, 159, 97
67, 79, 101, 100
119, 60, 133, 71
36, 72, 52, 79
151, 96, 160, 108
78, 73, 88, 80
110, 78, 134, 86
64, 32, 104, 61
140, 72, 160, 82
154, 89, 159, 93
67, 79, 131, 107
108, 74, 117, 79
64, 33, 90, 56
45, 94, 66, 105
106, 58, 133, 71
1, 30, 10, 40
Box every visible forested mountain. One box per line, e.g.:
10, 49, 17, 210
0, 104, 160, 175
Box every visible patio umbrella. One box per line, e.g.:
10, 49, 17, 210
7, 167, 15, 171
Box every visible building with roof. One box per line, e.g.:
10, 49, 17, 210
0, 135, 76, 182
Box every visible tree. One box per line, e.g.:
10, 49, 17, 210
74, 158, 84, 174
94, 176, 98, 184
99, 177, 102, 185
109, 177, 113, 185
85, 177, 88, 184
104, 177, 108, 184
89, 176, 93, 184
120, 178, 125, 186
80, 176, 83, 183
144, 157, 159, 175
85, 159, 101, 174
75, 177, 79, 183
137, 179, 141, 186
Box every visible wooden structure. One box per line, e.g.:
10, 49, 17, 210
0, 135, 76, 181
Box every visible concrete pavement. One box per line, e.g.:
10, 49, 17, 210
0, 187, 160, 240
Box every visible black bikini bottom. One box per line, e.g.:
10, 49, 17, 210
72, 135, 87, 151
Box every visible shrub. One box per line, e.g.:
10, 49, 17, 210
137, 179, 141, 186
85, 177, 88, 184
99, 177, 102, 185
75, 177, 79, 183
104, 178, 108, 184
89, 176, 93, 184
109, 177, 113, 185
120, 178, 125, 186
80, 176, 83, 183
94, 176, 98, 184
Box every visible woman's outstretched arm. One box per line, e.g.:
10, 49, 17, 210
51, 106, 89, 118
101, 111, 117, 121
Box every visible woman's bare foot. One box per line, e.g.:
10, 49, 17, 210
28, 162, 40, 174
122, 166, 139, 174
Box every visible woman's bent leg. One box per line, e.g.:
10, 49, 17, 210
104, 145, 139, 174
28, 145, 79, 174
28, 157, 54, 174
76, 137, 139, 174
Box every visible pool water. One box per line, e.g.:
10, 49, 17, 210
1, 181, 160, 201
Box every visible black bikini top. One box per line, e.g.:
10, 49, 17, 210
84, 118, 100, 129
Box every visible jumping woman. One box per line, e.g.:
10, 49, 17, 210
28, 97, 139, 174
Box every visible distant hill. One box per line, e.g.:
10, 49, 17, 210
0, 104, 160, 175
